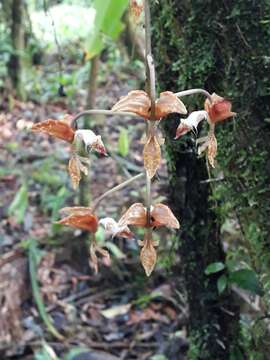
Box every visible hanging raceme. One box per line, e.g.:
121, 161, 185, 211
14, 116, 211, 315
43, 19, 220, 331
29, 0, 235, 277
32, 119, 107, 189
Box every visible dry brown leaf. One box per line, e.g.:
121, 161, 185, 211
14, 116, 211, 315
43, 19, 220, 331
143, 133, 161, 179
112, 90, 151, 118
118, 203, 147, 227
32, 119, 75, 143
151, 204, 180, 229
155, 91, 187, 119
207, 133, 218, 168
57, 208, 98, 233
140, 233, 157, 276
204, 93, 236, 124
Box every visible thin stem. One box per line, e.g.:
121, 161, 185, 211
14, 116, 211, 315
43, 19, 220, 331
144, 0, 155, 226
174, 88, 212, 102
71, 110, 142, 129
92, 173, 144, 212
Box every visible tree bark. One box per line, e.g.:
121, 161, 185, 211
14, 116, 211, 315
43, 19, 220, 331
151, 1, 241, 358
8, 0, 25, 100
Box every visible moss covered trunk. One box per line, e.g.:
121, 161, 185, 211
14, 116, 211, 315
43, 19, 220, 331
151, 1, 242, 358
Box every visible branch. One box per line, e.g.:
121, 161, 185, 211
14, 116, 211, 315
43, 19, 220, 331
92, 173, 144, 211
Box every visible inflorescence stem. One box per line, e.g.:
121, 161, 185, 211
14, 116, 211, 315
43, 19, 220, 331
92, 173, 144, 212
175, 88, 212, 102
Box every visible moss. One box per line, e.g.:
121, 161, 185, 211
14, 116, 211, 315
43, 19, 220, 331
151, 0, 270, 358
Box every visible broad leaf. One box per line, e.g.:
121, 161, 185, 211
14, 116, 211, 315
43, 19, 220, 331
8, 183, 28, 224
229, 269, 263, 295
205, 262, 225, 275
86, 0, 129, 59
217, 274, 227, 294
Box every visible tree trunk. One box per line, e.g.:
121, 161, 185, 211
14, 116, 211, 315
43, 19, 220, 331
151, 2, 241, 358
8, 0, 25, 100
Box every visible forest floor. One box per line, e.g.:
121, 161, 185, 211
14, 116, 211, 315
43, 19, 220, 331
0, 63, 188, 360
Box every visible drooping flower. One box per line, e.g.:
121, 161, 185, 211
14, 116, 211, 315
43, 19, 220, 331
175, 93, 235, 168
175, 110, 208, 139
57, 207, 110, 273
117, 203, 179, 276
32, 119, 107, 189
99, 217, 134, 239
204, 93, 236, 124
118, 202, 180, 229
112, 90, 187, 120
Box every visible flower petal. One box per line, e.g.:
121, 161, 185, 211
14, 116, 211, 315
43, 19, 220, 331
112, 90, 151, 119
151, 204, 180, 229
175, 111, 208, 139
75, 130, 107, 155
155, 91, 187, 119
99, 217, 134, 239
118, 203, 147, 227
143, 133, 161, 179
205, 93, 236, 123
57, 208, 98, 233
32, 119, 75, 143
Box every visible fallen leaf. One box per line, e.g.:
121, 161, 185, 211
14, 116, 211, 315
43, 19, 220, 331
32, 119, 75, 143
143, 133, 161, 178
101, 303, 131, 319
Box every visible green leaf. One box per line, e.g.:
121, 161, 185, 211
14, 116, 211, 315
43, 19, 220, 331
86, 0, 129, 59
217, 274, 227, 294
118, 128, 129, 157
8, 183, 28, 223
229, 269, 263, 295
205, 262, 225, 275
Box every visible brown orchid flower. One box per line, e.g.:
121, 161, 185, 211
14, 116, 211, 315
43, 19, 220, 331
112, 90, 187, 120
99, 217, 134, 239
57, 207, 110, 273
118, 203, 180, 229
204, 93, 236, 124
117, 202, 179, 276
32, 118, 107, 189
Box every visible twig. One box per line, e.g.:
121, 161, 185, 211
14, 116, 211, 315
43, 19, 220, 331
92, 173, 144, 211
